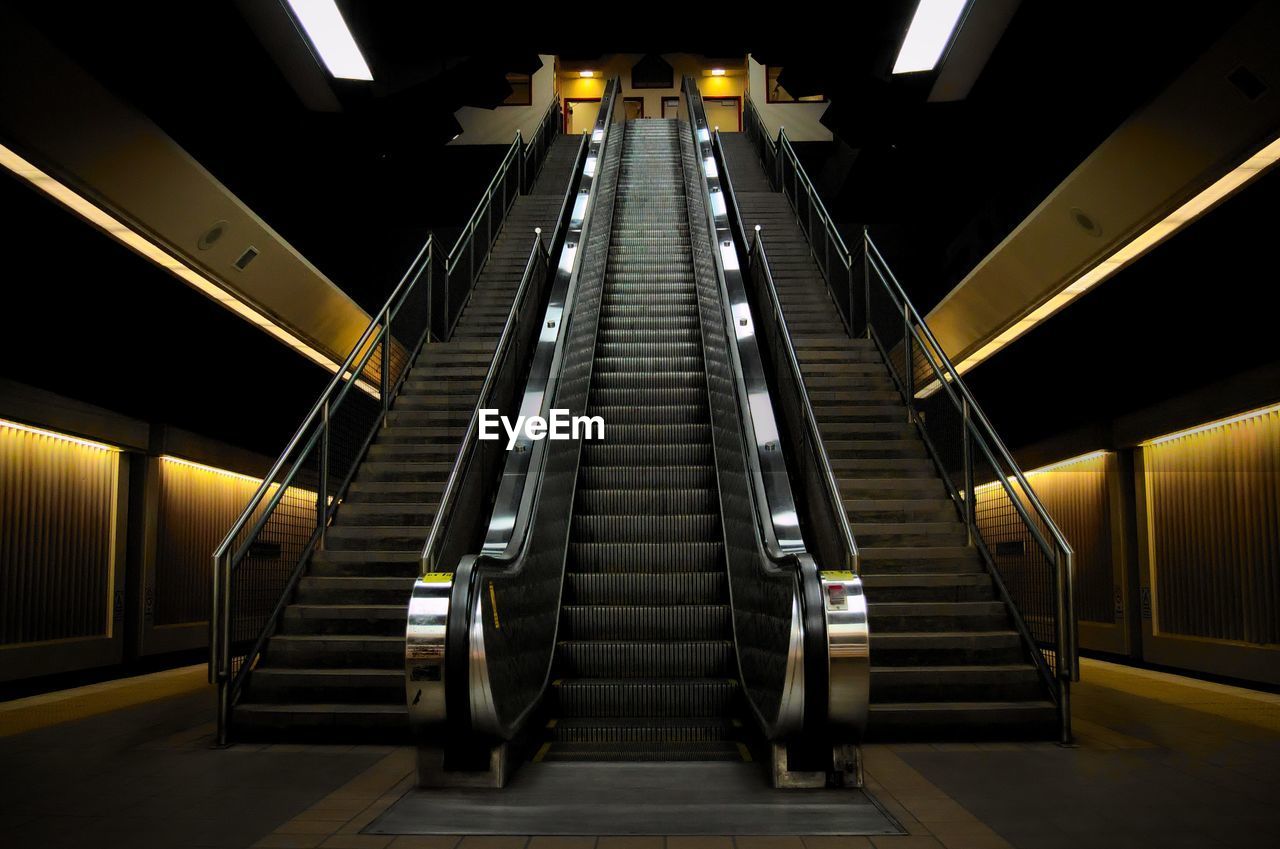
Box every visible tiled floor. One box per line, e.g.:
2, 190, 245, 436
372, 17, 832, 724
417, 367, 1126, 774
0, 659, 1276, 848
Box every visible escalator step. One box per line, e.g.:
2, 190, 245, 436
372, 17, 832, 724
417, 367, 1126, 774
577, 465, 715, 491
556, 640, 733, 677
561, 606, 731, 640
554, 678, 738, 717
580, 444, 713, 467
552, 717, 735, 744
539, 742, 743, 762
569, 541, 724, 573
586, 404, 708, 425
565, 572, 727, 605
570, 513, 720, 543
575, 486, 717, 514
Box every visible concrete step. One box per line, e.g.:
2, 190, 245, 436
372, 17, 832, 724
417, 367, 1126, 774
280, 604, 407, 636
870, 631, 1025, 665
867, 601, 1010, 632
860, 573, 996, 603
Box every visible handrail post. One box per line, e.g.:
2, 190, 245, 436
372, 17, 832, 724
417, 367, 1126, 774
962, 397, 975, 544
846, 256, 854, 340
862, 229, 872, 339
903, 303, 914, 419
215, 549, 232, 745
380, 318, 391, 420
517, 128, 526, 194
317, 402, 330, 550
1056, 546, 1074, 744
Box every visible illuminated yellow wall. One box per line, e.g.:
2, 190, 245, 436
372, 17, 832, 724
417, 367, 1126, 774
151, 457, 315, 630
973, 451, 1126, 654
0, 419, 120, 646
1143, 405, 1280, 647
558, 55, 747, 128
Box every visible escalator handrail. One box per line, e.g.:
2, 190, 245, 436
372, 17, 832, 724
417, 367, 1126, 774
713, 129, 861, 577
419, 132, 589, 574
407, 78, 624, 743
681, 77, 831, 741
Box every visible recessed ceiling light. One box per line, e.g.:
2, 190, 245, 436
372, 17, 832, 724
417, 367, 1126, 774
285, 0, 374, 81
710, 68, 727, 76
893, 0, 969, 74
579, 70, 596, 78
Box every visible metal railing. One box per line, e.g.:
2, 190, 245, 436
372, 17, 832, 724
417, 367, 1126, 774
743, 97, 856, 336
420, 132, 587, 576
714, 127, 859, 579
437, 96, 562, 340
521, 97, 563, 193
687, 78, 868, 762
211, 235, 439, 746
742, 95, 1077, 743
405, 80, 626, 761
211, 96, 564, 746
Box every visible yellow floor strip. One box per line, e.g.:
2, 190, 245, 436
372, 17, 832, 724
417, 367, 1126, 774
1082, 658, 1280, 733
0, 664, 208, 737
532, 741, 553, 762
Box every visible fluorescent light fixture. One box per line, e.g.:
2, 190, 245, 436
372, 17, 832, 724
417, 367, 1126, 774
0, 142, 377, 397
579, 70, 596, 78
1143, 402, 1280, 447
710, 68, 727, 76
893, 0, 969, 74
919, 133, 1280, 397
1, 417, 120, 452
285, 0, 373, 81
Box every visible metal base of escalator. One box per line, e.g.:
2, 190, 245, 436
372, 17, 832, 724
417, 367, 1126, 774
370, 760, 902, 836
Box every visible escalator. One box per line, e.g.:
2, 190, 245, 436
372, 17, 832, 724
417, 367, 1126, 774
544, 120, 739, 762
406, 78, 869, 789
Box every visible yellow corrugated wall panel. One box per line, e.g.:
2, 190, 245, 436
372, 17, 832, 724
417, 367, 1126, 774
153, 458, 316, 628
1146, 408, 1280, 645
0, 421, 119, 645
975, 452, 1113, 625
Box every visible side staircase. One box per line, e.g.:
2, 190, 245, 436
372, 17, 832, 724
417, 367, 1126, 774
719, 133, 1056, 737
233, 135, 582, 736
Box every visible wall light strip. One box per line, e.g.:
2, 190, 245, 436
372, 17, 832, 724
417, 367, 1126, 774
973, 449, 1109, 494
0, 417, 120, 452
284, 0, 373, 81
0, 143, 378, 398
160, 454, 324, 503
159, 455, 268, 485
893, 0, 970, 74
1142, 401, 1280, 447
919, 134, 1280, 397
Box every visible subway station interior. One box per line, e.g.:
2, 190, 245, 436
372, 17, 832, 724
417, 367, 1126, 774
1, 2, 1278, 848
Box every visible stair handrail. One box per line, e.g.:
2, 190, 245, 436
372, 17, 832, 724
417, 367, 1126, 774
685, 77, 869, 754
743, 96, 857, 336
211, 232, 442, 746
521, 96, 563, 192
864, 233, 1078, 710
439, 93, 562, 339
741, 91, 1077, 741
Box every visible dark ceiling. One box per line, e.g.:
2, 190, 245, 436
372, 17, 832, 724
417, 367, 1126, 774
1, 0, 1269, 458
10, 1, 1256, 310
